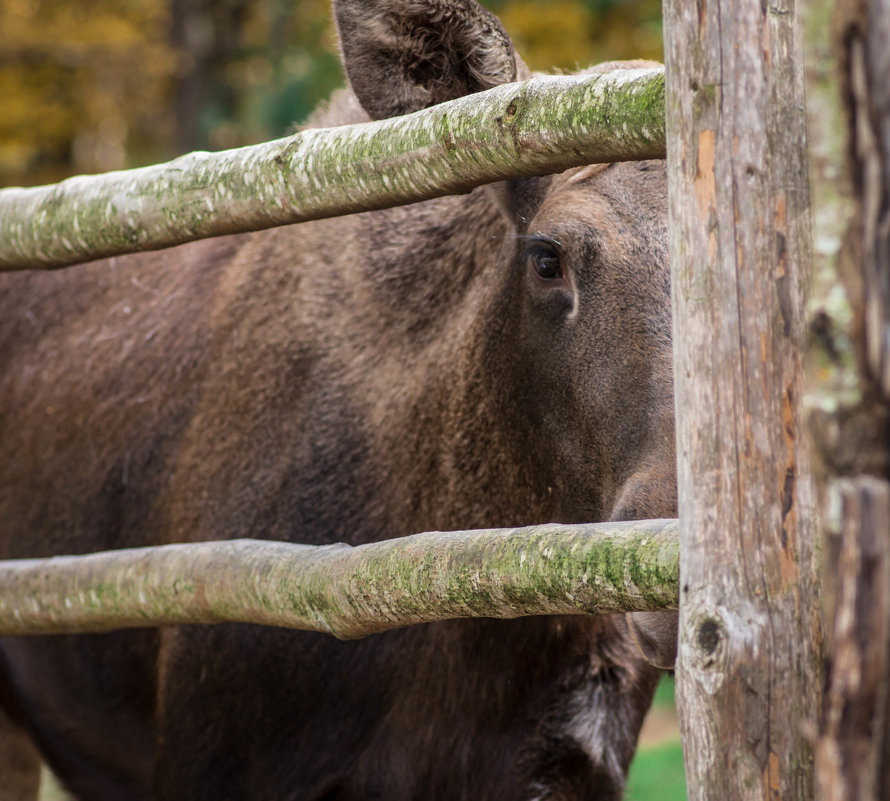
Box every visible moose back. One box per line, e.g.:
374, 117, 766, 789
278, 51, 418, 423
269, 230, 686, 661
0, 1, 676, 799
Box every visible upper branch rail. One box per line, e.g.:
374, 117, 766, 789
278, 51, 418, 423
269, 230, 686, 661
0, 68, 664, 271
0, 519, 678, 639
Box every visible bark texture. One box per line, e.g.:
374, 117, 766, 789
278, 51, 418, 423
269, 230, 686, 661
664, 0, 823, 798
0, 520, 678, 638
805, 0, 890, 798
0, 68, 664, 271
818, 480, 890, 801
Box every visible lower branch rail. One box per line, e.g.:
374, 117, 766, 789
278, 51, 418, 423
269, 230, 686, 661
0, 519, 678, 638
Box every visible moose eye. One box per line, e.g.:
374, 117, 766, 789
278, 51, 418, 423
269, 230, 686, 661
527, 245, 563, 282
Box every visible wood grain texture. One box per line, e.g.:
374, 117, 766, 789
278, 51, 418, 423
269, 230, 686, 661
664, 0, 823, 798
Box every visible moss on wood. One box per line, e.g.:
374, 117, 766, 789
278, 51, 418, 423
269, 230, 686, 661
0, 520, 678, 638
0, 68, 665, 271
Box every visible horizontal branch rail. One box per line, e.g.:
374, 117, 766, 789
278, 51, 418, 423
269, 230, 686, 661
0, 68, 664, 271
0, 519, 678, 639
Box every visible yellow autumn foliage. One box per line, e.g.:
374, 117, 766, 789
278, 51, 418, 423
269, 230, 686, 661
0, 0, 176, 186
0, 0, 661, 188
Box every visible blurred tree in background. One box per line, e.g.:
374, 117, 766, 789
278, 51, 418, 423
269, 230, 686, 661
0, 0, 661, 188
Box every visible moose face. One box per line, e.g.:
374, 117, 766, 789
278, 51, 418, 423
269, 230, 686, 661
490, 160, 674, 527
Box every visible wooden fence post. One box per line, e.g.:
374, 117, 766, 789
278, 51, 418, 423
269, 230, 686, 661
804, 0, 890, 797
663, 0, 824, 798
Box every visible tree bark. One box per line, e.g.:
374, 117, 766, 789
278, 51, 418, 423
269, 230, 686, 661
0, 519, 678, 638
663, 0, 823, 798
817, 480, 890, 801
0, 68, 664, 271
805, 1, 890, 799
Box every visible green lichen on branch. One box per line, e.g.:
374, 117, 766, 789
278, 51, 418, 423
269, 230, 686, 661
0, 519, 678, 639
0, 68, 665, 271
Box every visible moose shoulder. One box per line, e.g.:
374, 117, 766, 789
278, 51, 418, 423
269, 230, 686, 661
0, 1, 676, 799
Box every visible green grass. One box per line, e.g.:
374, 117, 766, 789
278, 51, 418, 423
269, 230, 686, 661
625, 675, 687, 801
626, 740, 687, 801
652, 673, 677, 707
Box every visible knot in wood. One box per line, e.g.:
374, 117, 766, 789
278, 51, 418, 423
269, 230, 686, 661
696, 617, 722, 656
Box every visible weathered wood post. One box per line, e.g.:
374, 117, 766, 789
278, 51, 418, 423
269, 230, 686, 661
663, 0, 824, 797
804, 0, 890, 797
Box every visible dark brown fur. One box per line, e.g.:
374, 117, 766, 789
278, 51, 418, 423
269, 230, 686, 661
0, 2, 676, 798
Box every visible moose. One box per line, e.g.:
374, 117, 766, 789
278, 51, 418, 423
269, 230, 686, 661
0, 0, 677, 798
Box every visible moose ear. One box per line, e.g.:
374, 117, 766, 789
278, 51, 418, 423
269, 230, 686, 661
333, 0, 523, 120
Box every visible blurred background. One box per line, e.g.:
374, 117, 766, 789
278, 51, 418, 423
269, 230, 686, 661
0, 0, 662, 188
